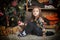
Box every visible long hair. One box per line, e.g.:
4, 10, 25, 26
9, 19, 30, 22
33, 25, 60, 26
31, 6, 42, 21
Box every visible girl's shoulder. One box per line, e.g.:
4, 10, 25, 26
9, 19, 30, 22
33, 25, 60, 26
39, 17, 44, 22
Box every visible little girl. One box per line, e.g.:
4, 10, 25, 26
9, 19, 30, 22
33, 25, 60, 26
18, 6, 54, 37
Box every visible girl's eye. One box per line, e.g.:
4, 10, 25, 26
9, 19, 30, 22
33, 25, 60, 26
33, 10, 39, 12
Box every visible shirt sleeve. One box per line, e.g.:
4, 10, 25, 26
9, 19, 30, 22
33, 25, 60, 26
39, 17, 44, 23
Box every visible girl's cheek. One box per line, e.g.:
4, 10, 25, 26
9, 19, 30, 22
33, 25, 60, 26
33, 12, 35, 15
35, 12, 39, 16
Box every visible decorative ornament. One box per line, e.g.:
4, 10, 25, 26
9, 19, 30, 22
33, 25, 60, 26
11, 18, 14, 21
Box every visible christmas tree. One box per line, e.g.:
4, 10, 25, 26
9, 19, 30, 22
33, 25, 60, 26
0, 0, 26, 27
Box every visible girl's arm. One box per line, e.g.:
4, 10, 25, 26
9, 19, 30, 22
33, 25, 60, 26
18, 21, 27, 26
39, 17, 47, 32
39, 17, 47, 29
39, 17, 46, 25
39, 17, 44, 23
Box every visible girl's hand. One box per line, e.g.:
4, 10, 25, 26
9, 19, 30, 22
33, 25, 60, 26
18, 21, 24, 26
43, 22, 47, 25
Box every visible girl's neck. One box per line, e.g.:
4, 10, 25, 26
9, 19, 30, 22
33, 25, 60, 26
35, 15, 40, 21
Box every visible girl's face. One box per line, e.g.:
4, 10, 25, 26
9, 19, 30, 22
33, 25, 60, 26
33, 8, 40, 17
